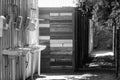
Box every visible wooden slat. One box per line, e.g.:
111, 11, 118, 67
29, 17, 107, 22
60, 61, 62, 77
50, 51, 72, 55
39, 24, 50, 28
50, 47, 72, 52
50, 24, 72, 28
39, 36, 50, 40
50, 40, 72, 44
50, 54, 72, 58
50, 42, 73, 47
39, 19, 49, 24
39, 28, 50, 36
50, 32, 73, 37
39, 13, 49, 19
50, 16, 72, 20
60, 13, 72, 16
50, 27, 72, 32
50, 35, 73, 39
50, 61, 72, 66
50, 20, 72, 25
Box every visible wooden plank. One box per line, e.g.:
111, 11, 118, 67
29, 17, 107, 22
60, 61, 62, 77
39, 36, 50, 40
50, 51, 72, 55
50, 40, 72, 44
39, 24, 50, 28
50, 13, 59, 16
39, 40, 50, 47
50, 16, 72, 20
2, 56, 5, 80
50, 27, 72, 32
51, 47, 72, 51
39, 28, 50, 36
50, 20, 72, 25
39, 13, 49, 19
60, 13, 72, 16
50, 24, 72, 28
50, 32, 73, 35
50, 35, 73, 39
50, 61, 72, 66
39, 8, 74, 13
50, 43, 73, 47
0, 37, 3, 80
50, 54, 72, 58
50, 66, 72, 69
39, 20, 49, 24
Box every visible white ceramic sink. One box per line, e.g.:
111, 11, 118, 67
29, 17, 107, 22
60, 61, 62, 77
30, 45, 46, 51
3, 49, 23, 56
3, 47, 31, 56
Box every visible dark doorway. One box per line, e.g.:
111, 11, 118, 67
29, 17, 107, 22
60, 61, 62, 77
74, 8, 89, 70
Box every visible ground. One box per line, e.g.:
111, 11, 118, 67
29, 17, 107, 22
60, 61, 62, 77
26, 71, 118, 80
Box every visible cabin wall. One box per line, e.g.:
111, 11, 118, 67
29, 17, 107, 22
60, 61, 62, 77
39, 8, 75, 73
0, 0, 39, 80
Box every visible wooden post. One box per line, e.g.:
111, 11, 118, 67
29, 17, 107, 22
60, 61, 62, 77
9, 56, 16, 80
0, 38, 3, 80
31, 51, 34, 80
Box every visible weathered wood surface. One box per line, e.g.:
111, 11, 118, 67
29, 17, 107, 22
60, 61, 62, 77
39, 8, 74, 72
0, 0, 34, 80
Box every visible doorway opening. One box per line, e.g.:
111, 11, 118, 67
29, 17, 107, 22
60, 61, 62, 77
74, 9, 116, 70
86, 20, 115, 69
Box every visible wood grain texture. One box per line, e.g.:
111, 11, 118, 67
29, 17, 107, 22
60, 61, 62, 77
50, 24, 72, 28
50, 16, 72, 20
39, 24, 50, 28
50, 27, 72, 32
39, 20, 49, 24
50, 20, 72, 25
50, 47, 72, 52
39, 7, 74, 72
50, 51, 72, 55
50, 43, 73, 47
50, 40, 72, 44
39, 36, 50, 40
39, 13, 50, 19
39, 28, 50, 36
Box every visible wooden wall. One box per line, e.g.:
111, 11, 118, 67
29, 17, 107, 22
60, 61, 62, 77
0, 0, 38, 80
39, 8, 75, 73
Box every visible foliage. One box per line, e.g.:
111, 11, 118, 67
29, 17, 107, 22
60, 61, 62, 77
78, 0, 120, 50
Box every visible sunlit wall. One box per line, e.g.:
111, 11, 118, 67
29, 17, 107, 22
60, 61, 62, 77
38, 0, 77, 7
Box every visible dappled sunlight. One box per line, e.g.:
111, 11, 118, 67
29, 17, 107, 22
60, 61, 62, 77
93, 51, 114, 57
36, 74, 98, 80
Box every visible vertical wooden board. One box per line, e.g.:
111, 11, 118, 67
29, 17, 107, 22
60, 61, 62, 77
4, 56, 6, 80
15, 57, 18, 80
19, 56, 22, 79
2, 56, 5, 80
8, 57, 11, 80
6, 57, 8, 80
